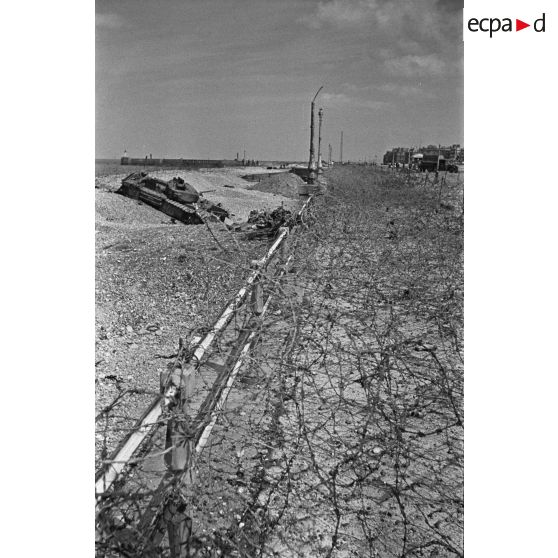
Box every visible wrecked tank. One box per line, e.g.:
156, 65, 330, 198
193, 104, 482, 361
116, 172, 230, 225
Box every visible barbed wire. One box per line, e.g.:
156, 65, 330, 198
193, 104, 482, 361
96, 166, 463, 557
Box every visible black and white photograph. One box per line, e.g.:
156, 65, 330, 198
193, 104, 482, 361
3, 0, 558, 557
5, 0, 538, 556
94, 1, 464, 556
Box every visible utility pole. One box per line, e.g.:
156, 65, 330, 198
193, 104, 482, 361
308, 86, 323, 184
317, 108, 323, 173
340, 131, 343, 164
328, 143, 332, 166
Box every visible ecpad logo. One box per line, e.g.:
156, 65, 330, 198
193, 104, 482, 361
468, 13, 546, 38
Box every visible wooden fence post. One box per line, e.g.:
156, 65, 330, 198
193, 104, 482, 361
164, 363, 197, 472
250, 260, 264, 316
164, 490, 192, 558
161, 360, 197, 557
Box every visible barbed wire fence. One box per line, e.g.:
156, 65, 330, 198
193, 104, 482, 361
95, 165, 463, 557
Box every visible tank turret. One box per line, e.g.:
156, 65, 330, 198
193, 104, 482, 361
116, 172, 230, 225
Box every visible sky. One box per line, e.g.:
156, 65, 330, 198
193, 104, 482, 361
96, 0, 463, 161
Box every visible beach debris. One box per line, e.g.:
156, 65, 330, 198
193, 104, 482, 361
241, 206, 295, 239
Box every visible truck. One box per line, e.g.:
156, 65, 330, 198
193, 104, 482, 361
418, 152, 446, 172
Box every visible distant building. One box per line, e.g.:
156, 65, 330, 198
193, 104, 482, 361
383, 144, 464, 165
382, 147, 412, 165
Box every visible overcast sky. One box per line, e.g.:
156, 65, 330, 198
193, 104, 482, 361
96, 0, 463, 161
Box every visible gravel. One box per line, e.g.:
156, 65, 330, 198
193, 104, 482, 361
95, 167, 301, 223
246, 172, 306, 199
95, 166, 303, 466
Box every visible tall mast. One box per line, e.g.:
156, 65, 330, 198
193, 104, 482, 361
317, 107, 323, 173
308, 86, 323, 184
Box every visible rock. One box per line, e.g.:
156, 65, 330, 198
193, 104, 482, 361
257, 492, 269, 506
270, 449, 283, 461
266, 466, 283, 480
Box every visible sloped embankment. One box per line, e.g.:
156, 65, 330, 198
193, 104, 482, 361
246, 172, 306, 199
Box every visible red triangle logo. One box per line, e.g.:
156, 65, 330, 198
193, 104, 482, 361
516, 19, 530, 31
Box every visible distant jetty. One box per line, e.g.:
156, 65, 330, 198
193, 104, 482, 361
120, 157, 237, 169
